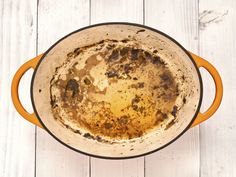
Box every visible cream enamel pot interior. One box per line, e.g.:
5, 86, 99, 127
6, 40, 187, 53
11, 23, 223, 159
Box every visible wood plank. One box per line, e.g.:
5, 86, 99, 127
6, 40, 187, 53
145, 1, 200, 177
199, 1, 236, 176
91, 158, 144, 177
90, 1, 144, 177
36, 1, 90, 177
0, 0, 37, 177
91, 0, 143, 24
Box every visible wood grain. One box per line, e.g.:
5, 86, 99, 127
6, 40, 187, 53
199, 0, 236, 177
1, 0, 236, 176
91, 0, 143, 24
0, 0, 37, 177
90, 1, 144, 177
36, 0, 90, 177
145, 1, 200, 177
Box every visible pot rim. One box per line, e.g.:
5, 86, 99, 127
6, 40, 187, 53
30, 22, 203, 160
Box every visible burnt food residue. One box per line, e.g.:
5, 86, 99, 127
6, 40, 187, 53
49, 38, 180, 143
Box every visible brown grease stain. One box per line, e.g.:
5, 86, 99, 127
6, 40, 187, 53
50, 39, 179, 141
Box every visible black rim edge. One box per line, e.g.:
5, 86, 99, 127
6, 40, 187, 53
30, 22, 203, 160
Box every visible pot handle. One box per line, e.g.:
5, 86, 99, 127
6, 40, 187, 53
190, 52, 223, 127
11, 54, 44, 128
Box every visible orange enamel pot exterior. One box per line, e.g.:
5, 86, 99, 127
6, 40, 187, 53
190, 53, 223, 127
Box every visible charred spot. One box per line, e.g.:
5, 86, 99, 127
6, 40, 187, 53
153, 85, 159, 89
132, 95, 140, 104
83, 77, 91, 85
121, 39, 129, 43
65, 79, 79, 97
133, 77, 138, 80
163, 84, 168, 90
105, 70, 119, 78
160, 72, 171, 81
153, 49, 158, 53
118, 115, 129, 125
132, 104, 138, 111
137, 82, 144, 88
183, 97, 186, 104
157, 92, 165, 99
120, 47, 130, 56
155, 110, 168, 125
124, 64, 132, 74
144, 51, 153, 60
108, 49, 119, 61
50, 95, 56, 108
131, 49, 139, 60
106, 44, 115, 50
171, 105, 178, 117
96, 136, 102, 142
130, 148, 134, 151
152, 56, 162, 65
83, 133, 93, 139
137, 131, 143, 137
137, 51, 146, 63
73, 129, 81, 134
73, 47, 81, 57
97, 40, 104, 44
165, 119, 175, 130
67, 52, 73, 57
39, 89, 42, 93
104, 122, 113, 129
131, 95, 140, 111
136, 29, 145, 34
73, 62, 78, 67
111, 39, 118, 42
139, 106, 145, 113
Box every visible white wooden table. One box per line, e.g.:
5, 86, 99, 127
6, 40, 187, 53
0, 0, 235, 177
